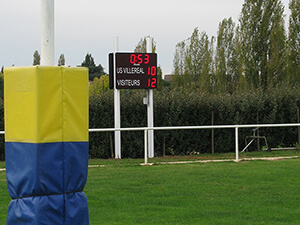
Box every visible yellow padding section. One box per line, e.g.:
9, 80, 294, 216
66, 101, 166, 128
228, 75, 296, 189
5, 66, 88, 143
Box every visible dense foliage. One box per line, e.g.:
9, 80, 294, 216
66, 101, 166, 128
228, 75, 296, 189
88, 85, 299, 159
81, 53, 105, 81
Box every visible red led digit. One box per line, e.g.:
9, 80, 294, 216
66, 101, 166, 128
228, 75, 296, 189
137, 54, 143, 64
151, 78, 157, 88
144, 54, 149, 64
152, 66, 157, 75
148, 78, 157, 88
148, 66, 156, 76
130, 54, 136, 64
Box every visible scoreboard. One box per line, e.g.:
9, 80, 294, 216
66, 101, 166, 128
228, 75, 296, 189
109, 53, 157, 89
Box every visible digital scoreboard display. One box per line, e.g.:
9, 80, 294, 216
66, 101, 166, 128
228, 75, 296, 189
109, 53, 157, 89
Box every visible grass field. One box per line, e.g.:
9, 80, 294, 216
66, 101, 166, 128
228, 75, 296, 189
0, 152, 299, 224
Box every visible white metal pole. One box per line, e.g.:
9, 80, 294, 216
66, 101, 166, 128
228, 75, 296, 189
144, 129, 148, 164
146, 37, 154, 158
114, 37, 121, 159
41, 0, 54, 66
235, 127, 239, 162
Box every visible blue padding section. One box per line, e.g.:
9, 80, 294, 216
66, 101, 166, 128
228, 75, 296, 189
6, 141, 89, 224
7, 195, 64, 225
5, 142, 63, 198
65, 192, 89, 225
7, 192, 89, 225
64, 142, 89, 192
5, 142, 88, 199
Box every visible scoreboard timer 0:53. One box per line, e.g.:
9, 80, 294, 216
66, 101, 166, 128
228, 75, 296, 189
109, 53, 157, 89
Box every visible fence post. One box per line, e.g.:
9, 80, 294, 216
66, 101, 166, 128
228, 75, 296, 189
144, 129, 148, 165
297, 108, 300, 145
110, 132, 114, 159
211, 110, 215, 154
235, 127, 239, 162
257, 111, 260, 151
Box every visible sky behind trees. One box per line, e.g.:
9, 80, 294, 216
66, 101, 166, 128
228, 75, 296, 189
1, 0, 291, 74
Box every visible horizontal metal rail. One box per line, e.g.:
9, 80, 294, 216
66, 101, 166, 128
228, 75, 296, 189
89, 123, 300, 132
89, 123, 300, 163
1, 123, 299, 164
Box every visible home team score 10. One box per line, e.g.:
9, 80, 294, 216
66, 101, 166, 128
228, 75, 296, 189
109, 53, 157, 89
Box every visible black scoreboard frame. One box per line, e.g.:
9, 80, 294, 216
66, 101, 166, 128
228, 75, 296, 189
109, 52, 157, 89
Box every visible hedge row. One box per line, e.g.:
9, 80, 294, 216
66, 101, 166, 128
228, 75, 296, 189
0, 85, 299, 160
89, 85, 300, 158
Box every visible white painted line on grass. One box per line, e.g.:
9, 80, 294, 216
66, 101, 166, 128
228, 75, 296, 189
0, 156, 298, 172
159, 159, 233, 165
158, 156, 299, 165
241, 156, 299, 161
88, 165, 106, 168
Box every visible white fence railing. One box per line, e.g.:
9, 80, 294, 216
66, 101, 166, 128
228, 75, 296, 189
1, 123, 299, 164
89, 123, 300, 163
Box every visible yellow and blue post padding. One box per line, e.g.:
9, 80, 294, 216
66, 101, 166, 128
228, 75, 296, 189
4, 66, 89, 224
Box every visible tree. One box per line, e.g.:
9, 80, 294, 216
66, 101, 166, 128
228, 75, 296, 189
215, 18, 236, 93
268, 6, 287, 85
214, 17, 247, 94
81, 53, 96, 68
287, 0, 300, 85
185, 28, 204, 86
81, 53, 105, 81
172, 41, 186, 88
173, 41, 186, 77
156, 66, 167, 91
172, 27, 214, 91
232, 25, 248, 92
134, 36, 156, 53
239, 0, 286, 89
33, 50, 40, 65
89, 75, 110, 96
58, 54, 65, 66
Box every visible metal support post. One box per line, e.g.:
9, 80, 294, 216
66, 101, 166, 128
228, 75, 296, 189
297, 108, 300, 146
114, 37, 121, 159
235, 127, 239, 162
144, 129, 148, 164
146, 37, 154, 158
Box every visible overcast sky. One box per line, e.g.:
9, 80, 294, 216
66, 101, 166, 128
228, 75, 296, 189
1, 0, 291, 74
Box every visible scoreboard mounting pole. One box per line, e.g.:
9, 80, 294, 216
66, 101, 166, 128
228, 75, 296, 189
146, 37, 154, 158
114, 37, 121, 159
108, 39, 157, 159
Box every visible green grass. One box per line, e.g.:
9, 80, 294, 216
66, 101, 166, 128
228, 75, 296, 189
0, 161, 5, 168
0, 154, 299, 224
87, 150, 300, 166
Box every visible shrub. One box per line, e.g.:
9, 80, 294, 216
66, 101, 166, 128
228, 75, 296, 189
87, 85, 300, 158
